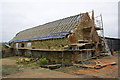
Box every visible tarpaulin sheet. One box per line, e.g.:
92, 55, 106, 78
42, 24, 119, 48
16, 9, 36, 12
12, 33, 69, 42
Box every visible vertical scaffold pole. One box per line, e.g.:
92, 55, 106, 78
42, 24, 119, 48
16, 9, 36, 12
61, 51, 64, 67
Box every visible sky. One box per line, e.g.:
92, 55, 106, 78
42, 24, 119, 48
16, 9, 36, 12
0, 0, 119, 42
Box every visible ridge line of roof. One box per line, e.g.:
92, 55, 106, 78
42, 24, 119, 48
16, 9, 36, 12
16, 13, 83, 35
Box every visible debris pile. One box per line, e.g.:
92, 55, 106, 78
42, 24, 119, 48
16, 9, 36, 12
74, 59, 117, 69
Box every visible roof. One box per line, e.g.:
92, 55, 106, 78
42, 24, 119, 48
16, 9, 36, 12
10, 14, 83, 42
105, 37, 120, 40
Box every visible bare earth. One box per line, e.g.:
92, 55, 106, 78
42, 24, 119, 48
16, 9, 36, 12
2, 57, 81, 78
5, 68, 81, 78
55, 54, 118, 78
2, 54, 118, 78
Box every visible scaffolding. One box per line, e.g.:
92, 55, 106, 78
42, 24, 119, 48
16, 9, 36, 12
95, 14, 110, 55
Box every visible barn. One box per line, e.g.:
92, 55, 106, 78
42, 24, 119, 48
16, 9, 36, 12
10, 11, 104, 65
105, 37, 120, 51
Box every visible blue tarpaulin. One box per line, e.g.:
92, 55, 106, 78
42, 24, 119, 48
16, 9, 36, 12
12, 32, 70, 42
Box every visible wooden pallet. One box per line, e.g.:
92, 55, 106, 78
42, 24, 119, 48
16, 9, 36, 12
94, 62, 117, 69
74, 62, 117, 69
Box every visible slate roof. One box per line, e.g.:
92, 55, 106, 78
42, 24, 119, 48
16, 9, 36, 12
10, 14, 82, 42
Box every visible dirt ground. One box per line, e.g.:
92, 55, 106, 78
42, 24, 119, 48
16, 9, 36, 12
55, 53, 118, 78
2, 53, 119, 78
2, 57, 80, 78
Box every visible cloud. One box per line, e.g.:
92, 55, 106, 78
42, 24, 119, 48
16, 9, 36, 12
1, 1, 118, 42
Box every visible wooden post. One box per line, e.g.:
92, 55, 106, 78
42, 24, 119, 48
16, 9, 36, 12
72, 51, 75, 64
92, 10, 94, 24
80, 52, 83, 63
87, 50, 88, 59
61, 51, 64, 66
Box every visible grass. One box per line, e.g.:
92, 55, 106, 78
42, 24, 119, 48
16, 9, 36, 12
3, 56, 19, 60
2, 65, 22, 76
2, 57, 40, 76
116, 51, 120, 54
31, 66, 42, 69
2, 63, 39, 76
2, 56, 56, 77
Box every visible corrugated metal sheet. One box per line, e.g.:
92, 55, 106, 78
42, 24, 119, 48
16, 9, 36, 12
105, 37, 120, 51
10, 14, 82, 42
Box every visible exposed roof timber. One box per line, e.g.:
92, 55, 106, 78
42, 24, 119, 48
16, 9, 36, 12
83, 27, 102, 31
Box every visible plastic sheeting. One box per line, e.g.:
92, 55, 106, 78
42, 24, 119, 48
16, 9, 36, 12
11, 32, 70, 42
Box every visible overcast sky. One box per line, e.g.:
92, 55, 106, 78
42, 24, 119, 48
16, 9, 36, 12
0, 0, 119, 42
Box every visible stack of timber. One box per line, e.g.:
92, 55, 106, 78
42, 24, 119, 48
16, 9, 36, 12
73, 62, 117, 69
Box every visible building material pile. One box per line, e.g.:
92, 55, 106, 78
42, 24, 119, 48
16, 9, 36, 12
74, 61, 116, 69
